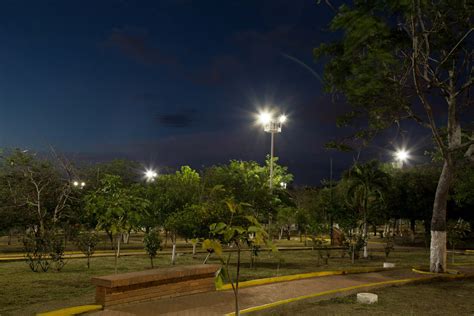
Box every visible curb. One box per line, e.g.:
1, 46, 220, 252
217, 267, 398, 291
411, 268, 459, 275
36, 305, 102, 316
224, 273, 466, 315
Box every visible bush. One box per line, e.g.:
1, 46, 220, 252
23, 230, 51, 272
49, 233, 67, 271
75, 231, 100, 269
384, 238, 394, 258
144, 230, 162, 268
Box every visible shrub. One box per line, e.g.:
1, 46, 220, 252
144, 230, 162, 268
75, 231, 100, 269
23, 230, 51, 272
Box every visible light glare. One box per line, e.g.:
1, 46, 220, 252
258, 111, 272, 125
279, 115, 287, 123
144, 169, 158, 182
395, 149, 409, 162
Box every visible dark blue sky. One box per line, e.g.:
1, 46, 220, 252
0, 0, 431, 184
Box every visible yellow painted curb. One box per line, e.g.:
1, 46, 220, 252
36, 305, 102, 316
465, 250, 474, 254
224, 274, 465, 315
217, 267, 392, 291
451, 262, 474, 266
412, 268, 459, 275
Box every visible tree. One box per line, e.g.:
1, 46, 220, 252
0, 149, 77, 235
144, 229, 162, 268
202, 201, 272, 316
316, 0, 473, 272
85, 175, 149, 272
344, 161, 389, 258
147, 166, 201, 264
75, 231, 100, 269
202, 159, 293, 230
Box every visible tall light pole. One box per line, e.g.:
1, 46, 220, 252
258, 111, 287, 189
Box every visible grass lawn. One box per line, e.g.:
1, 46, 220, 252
252, 279, 474, 315
1, 242, 473, 315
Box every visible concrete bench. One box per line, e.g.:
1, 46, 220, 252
91, 264, 220, 307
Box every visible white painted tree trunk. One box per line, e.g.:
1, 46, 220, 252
171, 241, 176, 265
430, 231, 447, 273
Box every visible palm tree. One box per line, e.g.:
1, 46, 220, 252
344, 160, 389, 258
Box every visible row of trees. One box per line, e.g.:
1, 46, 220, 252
1, 148, 472, 272
0, 149, 292, 270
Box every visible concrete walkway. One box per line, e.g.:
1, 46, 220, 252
90, 267, 474, 316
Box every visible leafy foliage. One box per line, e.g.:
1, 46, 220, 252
143, 229, 162, 268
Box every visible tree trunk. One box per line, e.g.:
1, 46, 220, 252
430, 160, 453, 273
8, 229, 13, 245
117, 233, 122, 258
87, 245, 91, 269
234, 247, 241, 316
192, 243, 197, 258
171, 233, 176, 265
115, 233, 121, 274
330, 216, 334, 245
410, 219, 416, 242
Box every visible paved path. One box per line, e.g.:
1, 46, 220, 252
90, 267, 474, 316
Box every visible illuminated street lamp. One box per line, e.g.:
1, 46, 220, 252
144, 168, 158, 182
257, 110, 287, 189
394, 149, 410, 168
73, 181, 86, 189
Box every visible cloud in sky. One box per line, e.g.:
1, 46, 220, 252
156, 109, 197, 128
105, 28, 179, 66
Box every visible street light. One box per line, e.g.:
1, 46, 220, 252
394, 149, 410, 168
257, 110, 287, 189
73, 181, 86, 189
144, 168, 158, 182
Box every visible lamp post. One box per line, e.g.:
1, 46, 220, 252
258, 111, 287, 189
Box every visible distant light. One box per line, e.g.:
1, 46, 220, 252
279, 115, 287, 123
395, 149, 409, 162
144, 169, 158, 182
73, 181, 79, 187
280, 182, 287, 189
258, 111, 272, 125
81, 182, 86, 187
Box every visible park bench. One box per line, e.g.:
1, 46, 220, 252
91, 264, 220, 307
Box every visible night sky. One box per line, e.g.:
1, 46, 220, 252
0, 0, 431, 184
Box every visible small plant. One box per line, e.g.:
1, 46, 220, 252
75, 231, 100, 269
343, 235, 365, 262
144, 229, 162, 268
202, 200, 274, 316
384, 238, 394, 258
447, 219, 471, 263
249, 245, 261, 269
23, 230, 50, 272
49, 233, 67, 271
